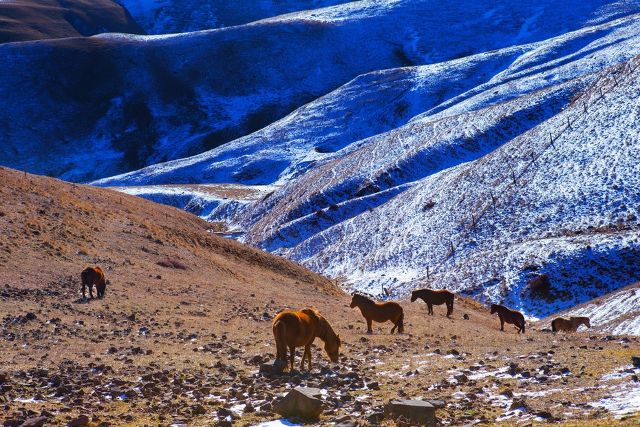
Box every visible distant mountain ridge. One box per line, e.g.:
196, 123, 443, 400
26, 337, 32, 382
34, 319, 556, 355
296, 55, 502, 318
0, 0, 142, 43
2, 0, 637, 182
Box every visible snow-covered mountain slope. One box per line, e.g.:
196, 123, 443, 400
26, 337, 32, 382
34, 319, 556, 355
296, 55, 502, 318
0, 0, 142, 44
2, 0, 639, 182
117, 0, 351, 34
237, 52, 640, 318
542, 283, 640, 335
113, 183, 278, 224
96, 12, 640, 190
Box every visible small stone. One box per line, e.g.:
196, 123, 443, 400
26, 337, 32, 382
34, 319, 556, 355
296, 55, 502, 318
19, 416, 47, 427
509, 398, 529, 411
454, 374, 468, 383
536, 410, 554, 420
68, 415, 89, 427
384, 399, 436, 425
367, 381, 380, 390
632, 356, 640, 368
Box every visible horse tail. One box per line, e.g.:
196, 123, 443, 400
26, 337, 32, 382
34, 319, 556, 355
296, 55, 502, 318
273, 319, 287, 362
398, 309, 404, 333
551, 319, 557, 332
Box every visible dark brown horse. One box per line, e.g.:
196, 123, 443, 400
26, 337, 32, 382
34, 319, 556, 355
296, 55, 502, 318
350, 293, 404, 334
551, 316, 591, 332
490, 304, 525, 333
81, 266, 106, 299
411, 288, 455, 317
272, 308, 341, 371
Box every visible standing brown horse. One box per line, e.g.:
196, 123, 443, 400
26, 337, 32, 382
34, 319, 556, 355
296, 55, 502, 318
490, 304, 525, 333
551, 316, 591, 332
411, 288, 455, 317
81, 266, 107, 299
350, 293, 404, 334
272, 308, 341, 371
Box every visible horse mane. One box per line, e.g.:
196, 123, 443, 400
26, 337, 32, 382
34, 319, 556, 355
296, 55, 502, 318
302, 308, 338, 343
352, 292, 375, 305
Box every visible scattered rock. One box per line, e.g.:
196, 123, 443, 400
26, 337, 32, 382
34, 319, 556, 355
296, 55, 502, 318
631, 356, 640, 368
367, 381, 380, 390
509, 398, 529, 411
273, 387, 324, 420
367, 411, 384, 425
536, 410, 554, 420
68, 415, 89, 427
333, 415, 357, 427
463, 314, 470, 320
19, 416, 47, 427
384, 399, 436, 425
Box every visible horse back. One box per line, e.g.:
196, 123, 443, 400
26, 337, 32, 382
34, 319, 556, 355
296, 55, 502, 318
426, 289, 452, 304
82, 266, 105, 285
273, 310, 317, 346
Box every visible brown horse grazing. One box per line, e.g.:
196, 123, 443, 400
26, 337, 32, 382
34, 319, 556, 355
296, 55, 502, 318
411, 288, 455, 317
81, 266, 107, 299
272, 308, 341, 371
551, 316, 591, 332
350, 293, 404, 334
490, 304, 525, 333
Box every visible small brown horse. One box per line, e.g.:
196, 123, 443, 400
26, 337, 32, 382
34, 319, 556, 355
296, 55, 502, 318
272, 308, 341, 371
490, 304, 525, 333
81, 266, 106, 299
350, 293, 404, 334
551, 316, 591, 332
411, 288, 455, 317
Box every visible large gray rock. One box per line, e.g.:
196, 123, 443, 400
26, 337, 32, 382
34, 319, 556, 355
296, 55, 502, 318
384, 399, 436, 425
273, 387, 324, 420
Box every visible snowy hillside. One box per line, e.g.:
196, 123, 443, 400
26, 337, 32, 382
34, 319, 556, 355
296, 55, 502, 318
2, 0, 640, 182
549, 283, 640, 335
240, 55, 640, 318
97, 13, 640, 189
89, 3, 640, 322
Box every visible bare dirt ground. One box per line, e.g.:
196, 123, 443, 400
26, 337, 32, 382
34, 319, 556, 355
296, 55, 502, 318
1, 167, 639, 426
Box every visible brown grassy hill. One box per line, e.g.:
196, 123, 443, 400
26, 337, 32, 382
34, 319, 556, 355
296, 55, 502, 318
0, 0, 142, 44
1, 167, 639, 426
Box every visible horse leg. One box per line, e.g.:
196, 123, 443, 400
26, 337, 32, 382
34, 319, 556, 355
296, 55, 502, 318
301, 346, 310, 370
427, 303, 433, 315
366, 318, 373, 334
447, 302, 453, 317
289, 345, 295, 371
391, 319, 397, 334
89, 283, 94, 299
500, 317, 504, 331
82, 283, 86, 299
